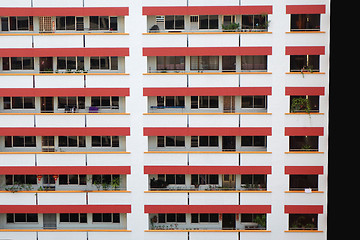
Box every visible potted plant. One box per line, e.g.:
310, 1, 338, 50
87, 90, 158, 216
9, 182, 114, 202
290, 97, 311, 113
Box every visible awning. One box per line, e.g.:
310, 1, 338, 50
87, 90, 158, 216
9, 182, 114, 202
285, 166, 323, 175
0, 166, 131, 175
0, 48, 129, 57
285, 87, 324, 96
0, 127, 130, 136
0, 7, 129, 16
0, 88, 130, 97
284, 205, 323, 214
0, 205, 131, 213
286, 5, 326, 14
285, 46, 325, 55
285, 127, 324, 136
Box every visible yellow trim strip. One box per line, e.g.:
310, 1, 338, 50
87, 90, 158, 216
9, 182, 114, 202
285, 31, 325, 34
284, 151, 324, 154
144, 72, 271, 75
145, 230, 271, 232
144, 113, 271, 115
285, 230, 323, 233
285, 113, 324, 115
0, 151, 130, 154
144, 190, 271, 193
284, 191, 323, 193
144, 151, 271, 154
285, 72, 325, 74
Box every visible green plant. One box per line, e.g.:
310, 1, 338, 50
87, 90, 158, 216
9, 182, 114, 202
291, 97, 311, 113
253, 215, 266, 229
111, 177, 120, 190
222, 23, 240, 31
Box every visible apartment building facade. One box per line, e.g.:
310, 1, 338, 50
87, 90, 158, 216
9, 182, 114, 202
0, 0, 329, 240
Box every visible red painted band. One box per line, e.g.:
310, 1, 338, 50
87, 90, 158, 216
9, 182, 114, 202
144, 166, 271, 174
145, 205, 271, 214
285, 87, 324, 96
0, 7, 129, 16
144, 127, 272, 136
143, 6, 273, 15
286, 5, 326, 14
0, 48, 129, 57
285, 127, 324, 136
143, 47, 272, 56
0, 166, 131, 175
285, 166, 323, 175
0, 127, 130, 136
0, 88, 130, 97
143, 87, 272, 96
284, 205, 323, 214
285, 46, 325, 55
0, 205, 131, 213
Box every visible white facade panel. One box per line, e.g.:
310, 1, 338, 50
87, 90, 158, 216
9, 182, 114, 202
86, 154, 131, 166
240, 115, 272, 127
0, 115, 34, 127
0, 154, 35, 166
284, 114, 325, 127
141, 0, 187, 7
36, 154, 86, 166
86, 75, 130, 88
143, 115, 187, 127
240, 34, 273, 46
188, 74, 238, 87
144, 193, 187, 205
88, 192, 131, 205
143, 153, 187, 166
38, 232, 87, 240
188, 34, 239, 47
0, 0, 30, 7
88, 232, 132, 240
35, 115, 85, 127
239, 75, 272, 87
188, 0, 239, 6
84, 0, 130, 7
284, 193, 325, 205
189, 193, 238, 205
0, 36, 32, 48
0, 232, 37, 240
240, 232, 272, 240
86, 115, 130, 127
37, 192, 86, 205
189, 153, 238, 166
35, 75, 84, 88
33, 36, 83, 48
142, 35, 187, 47
143, 75, 187, 87
85, 35, 129, 48
240, 192, 272, 205
0, 76, 33, 88
240, 153, 271, 166
282, 232, 325, 240
33, 0, 83, 7
144, 232, 188, 240
189, 115, 239, 127
190, 232, 238, 240
0, 193, 36, 205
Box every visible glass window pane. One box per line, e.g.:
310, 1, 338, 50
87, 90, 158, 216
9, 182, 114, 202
176, 136, 185, 146
90, 57, 99, 69
99, 16, 109, 30
56, 16, 66, 30
17, 17, 28, 30
92, 136, 101, 147
199, 15, 208, 29
11, 57, 22, 70
209, 15, 218, 29
66, 16, 75, 30
165, 15, 174, 29
90, 16, 99, 30
24, 97, 35, 108
175, 15, 184, 29
22, 57, 34, 70
110, 17, 118, 31
100, 56, 109, 69
67, 57, 76, 69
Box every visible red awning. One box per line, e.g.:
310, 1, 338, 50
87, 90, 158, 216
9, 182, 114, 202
0, 166, 131, 175
286, 5, 326, 14
0, 205, 131, 213
284, 205, 323, 214
285, 127, 324, 136
143, 47, 272, 56
0, 7, 129, 16
285, 166, 323, 175
0, 88, 130, 97
143, 6, 272, 15
0, 48, 129, 57
143, 87, 272, 96
144, 166, 271, 175
0, 127, 130, 136
145, 205, 271, 214
285, 46, 325, 55
144, 127, 272, 136
285, 87, 324, 96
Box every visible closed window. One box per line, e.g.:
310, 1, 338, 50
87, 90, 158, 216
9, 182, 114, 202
199, 15, 218, 29
241, 96, 266, 108
157, 96, 185, 107
90, 16, 117, 30
91, 136, 119, 147
90, 56, 118, 70
59, 175, 87, 185
58, 136, 86, 147
291, 14, 320, 31
6, 175, 37, 185
156, 56, 185, 71
7, 213, 38, 223
1, 16, 33, 31
165, 15, 184, 29
190, 56, 219, 70
3, 97, 35, 109
191, 174, 219, 185
93, 213, 120, 223
60, 213, 87, 223
158, 213, 185, 223
5, 136, 36, 147
91, 96, 119, 109
191, 96, 219, 109
2, 57, 34, 70
241, 56, 267, 71
158, 174, 185, 184
191, 213, 219, 223
290, 55, 319, 72
191, 136, 219, 147
58, 96, 85, 109
241, 136, 266, 147
157, 136, 185, 147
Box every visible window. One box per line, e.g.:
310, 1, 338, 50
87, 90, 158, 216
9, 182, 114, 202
91, 136, 119, 147
165, 15, 184, 30
6, 175, 37, 185
2, 57, 34, 70
156, 96, 185, 108
199, 15, 218, 29
58, 96, 85, 109
156, 56, 185, 71
3, 97, 35, 109
191, 213, 219, 223
241, 96, 266, 108
59, 136, 86, 147
241, 136, 266, 147
289, 214, 318, 230
1, 16, 33, 31
191, 96, 219, 109
157, 136, 185, 147
289, 136, 318, 151
158, 213, 186, 223
290, 96, 319, 113
90, 56, 118, 70
56, 16, 84, 31
290, 55, 319, 72
241, 175, 267, 189
59, 175, 87, 185
241, 15, 267, 30
60, 213, 87, 223
57, 57, 84, 70
158, 174, 185, 185
7, 213, 38, 223
291, 14, 320, 31
91, 96, 119, 109
222, 56, 236, 72
5, 136, 36, 147
289, 175, 318, 191
241, 56, 267, 71
191, 174, 219, 185
191, 136, 219, 147
190, 56, 219, 70
93, 213, 120, 223
90, 16, 117, 31
92, 175, 120, 185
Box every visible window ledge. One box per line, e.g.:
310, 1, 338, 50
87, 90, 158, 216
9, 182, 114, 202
0, 33, 129, 36
144, 72, 271, 75
285, 72, 325, 74
285, 151, 324, 154
143, 32, 272, 35
145, 190, 271, 193
0, 73, 129, 76
285, 113, 323, 115
145, 151, 271, 154
0, 190, 131, 193
0, 151, 130, 154
286, 31, 325, 34
144, 113, 271, 115
0, 113, 130, 115
0, 229, 131, 232
145, 230, 271, 232
284, 191, 324, 193
285, 230, 323, 233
